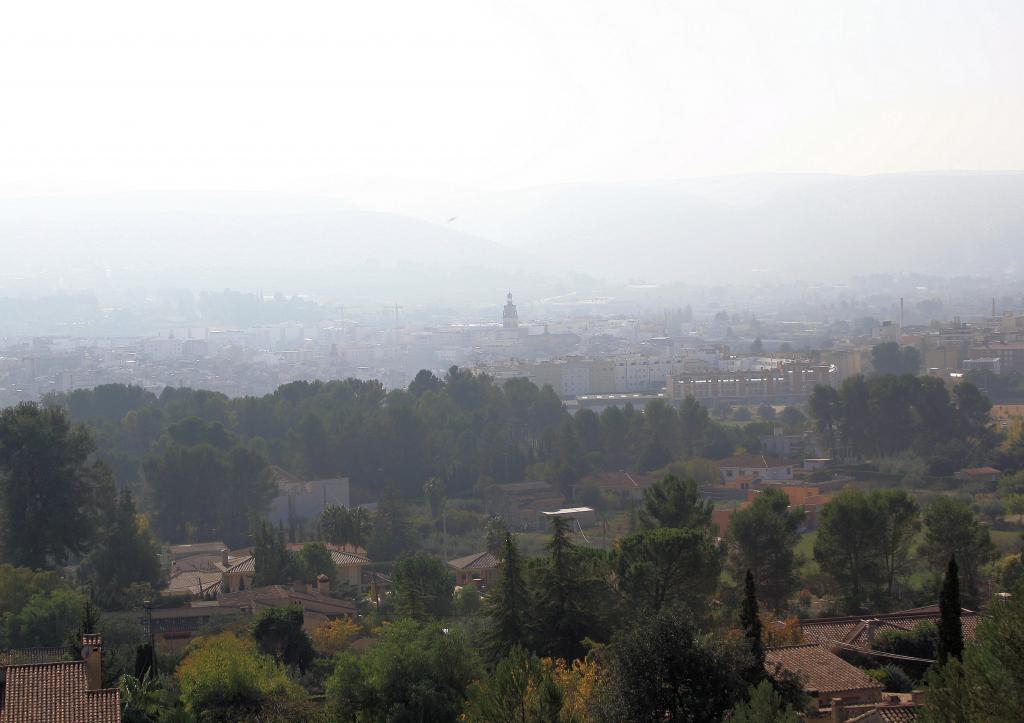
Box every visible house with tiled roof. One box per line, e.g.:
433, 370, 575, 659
719, 454, 794, 482
148, 605, 243, 652
766, 643, 883, 711
217, 583, 357, 624
799, 605, 979, 659
447, 551, 500, 589
149, 580, 357, 651
842, 698, 922, 722
220, 543, 370, 593
164, 570, 224, 598
954, 466, 1001, 483
0, 649, 71, 668
0, 635, 120, 723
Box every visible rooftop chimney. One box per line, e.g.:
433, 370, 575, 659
221, 548, 229, 567
830, 698, 844, 723
80, 634, 103, 691
317, 573, 330, 594
865, 619, 880, 645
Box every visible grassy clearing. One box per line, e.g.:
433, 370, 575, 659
991, 529, 1023, 554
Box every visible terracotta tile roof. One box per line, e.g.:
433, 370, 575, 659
165, 570, 223, 596
148, 606, 240, 634
326, 549, 371, 566
0, 661, 120, 723
447, 551, 499, 571
82, 690, 121, 723
0, 648, 71, 667
766, 644, 884, 696
844, 703, 920, 722
223, 547, 369, 575
171, 552, 225, 573
956, 467, 1001, 476
217, 586, 357, 618
167, 541, 226, 558
801, 607, 978, 653
222, 556, 256, 575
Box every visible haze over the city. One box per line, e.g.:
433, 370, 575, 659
2, 1, 1023, 296
5, 4, 1024, 723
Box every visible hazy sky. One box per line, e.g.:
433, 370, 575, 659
1, 0, 1022, 202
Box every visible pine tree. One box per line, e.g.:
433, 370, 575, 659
82, 489, 160, 607
484, 533, 529, 660
740, 569, 765, 673
937, 555, 964, 665
532, 515, 598, 660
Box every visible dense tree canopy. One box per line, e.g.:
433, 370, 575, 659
599, 610, 749, 722
871, 342, 922, 376
251, 604, 315, 672
922, 587, 1024, 723
325, 620, 482, 723
0, 403, 111, 568
46, 374, 743, 534
393, 553, 455, 620
920, 497, 997, 608
177, 633, 312, 722
614, 526, 721, 615
809, 375, 991, 469
80, 489, 160, 608
728, 488, 805, 611
814, 489, 889, 612
638, 475, 714, 532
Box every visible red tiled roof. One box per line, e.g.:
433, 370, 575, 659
800, 607, 978, 653
217, 586, 357, 618
766, 644, 884, 695
326, 549, 371, 566
148, 606, 240, 634
0, 648, 70, 667
221, 556, 256, 575
0, 661, 120, 723
957, 467, 1001, 476
844, 703, 920, 722
224, 546, 370, 575
171, 552, 226, 573
447, 551, 499, 571
82, 690, 121, 723
165, 570, 224, 596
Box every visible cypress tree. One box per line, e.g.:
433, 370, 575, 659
483, 533, 529, 660
253, 520, 290, 587
937, 555, 964, 665
740, 569, 765, 673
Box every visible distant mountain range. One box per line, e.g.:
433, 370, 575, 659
429, 172, 1024, 284
1, 173, 1022, 301
0, 192, 551, 303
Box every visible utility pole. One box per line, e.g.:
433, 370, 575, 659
143, 599, 156, 675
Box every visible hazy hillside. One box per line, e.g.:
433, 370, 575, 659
0, 191, 519, 272
0, 192, 556, 303
437, 172, 1024, 283
2, 175, 1022, 300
